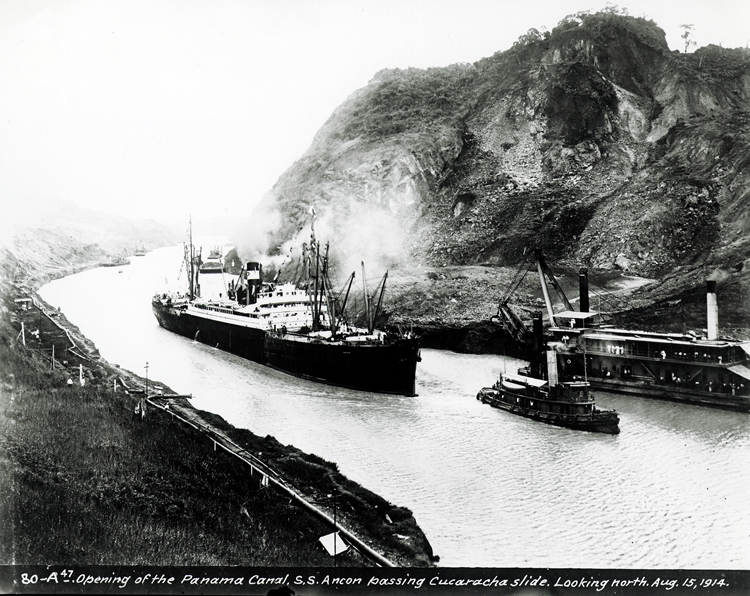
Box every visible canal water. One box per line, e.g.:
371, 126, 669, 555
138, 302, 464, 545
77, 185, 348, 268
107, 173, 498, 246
38, 246, 750, 569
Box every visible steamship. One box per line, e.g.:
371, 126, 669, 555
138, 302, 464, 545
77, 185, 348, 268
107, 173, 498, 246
498, 251, 750, 412
151, 223, 420, 396
478, 312, 620, 434
101, 250, 130, 268
199, 246, 225, 274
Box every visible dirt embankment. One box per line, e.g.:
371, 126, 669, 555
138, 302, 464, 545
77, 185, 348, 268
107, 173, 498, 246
379, 261, 750, 348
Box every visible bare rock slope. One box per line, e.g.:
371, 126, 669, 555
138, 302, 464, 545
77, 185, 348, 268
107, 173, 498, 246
241, 11, 750, 335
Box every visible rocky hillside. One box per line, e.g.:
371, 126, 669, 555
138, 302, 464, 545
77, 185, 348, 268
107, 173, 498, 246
239, 10, 750, 333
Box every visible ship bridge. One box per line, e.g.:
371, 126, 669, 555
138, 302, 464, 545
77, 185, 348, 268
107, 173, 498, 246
552, 310, 607, 329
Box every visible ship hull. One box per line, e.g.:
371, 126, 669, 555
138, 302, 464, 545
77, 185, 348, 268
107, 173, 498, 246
264, 332, 419, 395
152, 301, 419, 396
477, 388, 620, 434
586, 377, 750, 412
151, 301, 266, 362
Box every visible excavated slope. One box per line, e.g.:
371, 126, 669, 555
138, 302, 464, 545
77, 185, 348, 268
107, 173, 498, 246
238, 12, 750, 335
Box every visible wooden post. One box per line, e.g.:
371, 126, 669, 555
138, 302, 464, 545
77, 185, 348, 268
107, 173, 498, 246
333, 492, 338, 567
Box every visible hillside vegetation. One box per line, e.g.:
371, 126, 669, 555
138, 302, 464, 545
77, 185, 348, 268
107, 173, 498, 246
241, 10, 750, 335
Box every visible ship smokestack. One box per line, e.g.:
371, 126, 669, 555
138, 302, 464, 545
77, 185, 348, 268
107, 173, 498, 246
707, 280, 718, 340
579, 268, 589, 313
246, 262, 262, 305
532, 311, 545, 378
546, 350, 559, 387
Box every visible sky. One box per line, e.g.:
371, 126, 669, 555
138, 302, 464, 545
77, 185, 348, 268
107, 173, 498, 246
1, 0, 748, 230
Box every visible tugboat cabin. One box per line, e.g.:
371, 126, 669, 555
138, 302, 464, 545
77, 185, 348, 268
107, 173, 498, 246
501, 371, 594, 414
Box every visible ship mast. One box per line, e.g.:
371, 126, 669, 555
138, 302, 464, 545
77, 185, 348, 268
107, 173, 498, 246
334, 272, 355, 332
371, 271, 388, 333
361, 261, 371, 332
307, 211, 326, 332
360, 262, 388, 334
312, 236, 321, 331
320, 242, 339, 335
187, 216, 194, 299
184, 216, 203, 299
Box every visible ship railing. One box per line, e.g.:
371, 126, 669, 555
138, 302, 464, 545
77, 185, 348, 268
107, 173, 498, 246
192, 303, 251, 317
583, 344, 745, 365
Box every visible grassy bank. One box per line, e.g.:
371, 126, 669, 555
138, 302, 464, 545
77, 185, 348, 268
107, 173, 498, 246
0, 341, 343, 565
0, 288, 436, 567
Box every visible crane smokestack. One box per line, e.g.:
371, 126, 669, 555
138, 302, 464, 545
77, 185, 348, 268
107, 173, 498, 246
579, 268, 589, 313
706, 280, 718, 340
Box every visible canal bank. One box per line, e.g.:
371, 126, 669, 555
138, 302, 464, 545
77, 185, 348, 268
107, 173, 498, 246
0, 271, 437, 567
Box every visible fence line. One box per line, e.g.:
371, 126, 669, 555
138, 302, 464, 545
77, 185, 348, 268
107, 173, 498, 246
30, 295, 90, 361
145, 394, 395, 568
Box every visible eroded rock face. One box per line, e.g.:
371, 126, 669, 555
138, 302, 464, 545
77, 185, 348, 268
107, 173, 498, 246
239, 12, 750, 291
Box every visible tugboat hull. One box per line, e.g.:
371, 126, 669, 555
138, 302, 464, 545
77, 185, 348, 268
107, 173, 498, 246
477, 387, 620, 434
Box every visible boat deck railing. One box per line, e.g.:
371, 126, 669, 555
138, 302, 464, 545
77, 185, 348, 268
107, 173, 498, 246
192, 303, 249, 317
582, 344, 747, 366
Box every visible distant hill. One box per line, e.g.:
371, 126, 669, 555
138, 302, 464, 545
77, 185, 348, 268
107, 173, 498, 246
234, 10, 750, 330
0, 198, 181, 290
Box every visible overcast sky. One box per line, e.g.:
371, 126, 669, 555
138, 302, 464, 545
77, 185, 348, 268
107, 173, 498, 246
1, 0, 747, 228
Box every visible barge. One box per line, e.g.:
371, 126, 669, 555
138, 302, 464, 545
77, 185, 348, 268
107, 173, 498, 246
497, 251, 750, 412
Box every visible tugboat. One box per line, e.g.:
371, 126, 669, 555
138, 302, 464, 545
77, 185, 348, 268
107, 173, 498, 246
151, 219, 420, 395
478, 312, 620, 434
